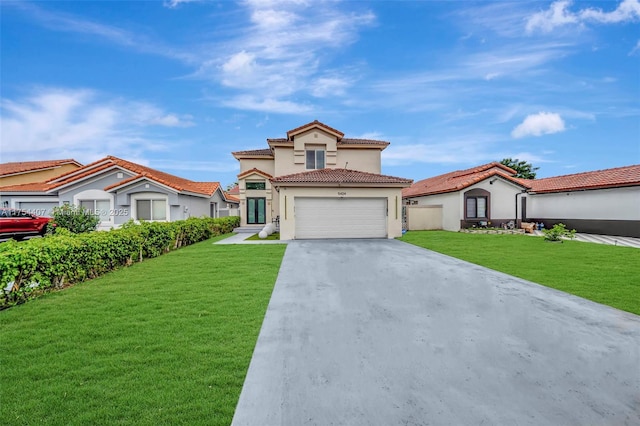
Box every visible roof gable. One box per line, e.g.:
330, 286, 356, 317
286, 120, 344, 140
403, 162, 527, 198
238, 168, 274, 180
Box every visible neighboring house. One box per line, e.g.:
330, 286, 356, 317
0, 156, 239, 229
403, 162, 529, 231
232, 120, 412, 240
0, 159, 83, 186
403, 163, 640, 238
524, 165, 640, 238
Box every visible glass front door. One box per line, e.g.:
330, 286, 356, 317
247, 198, 266, 224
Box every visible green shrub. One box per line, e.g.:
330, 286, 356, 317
0, 216, 240, 309
542, 223, 576, 242
51, 204, 100, 234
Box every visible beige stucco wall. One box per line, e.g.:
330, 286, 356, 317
277, 186, 404, 240
337, 149, 381, 174
237, 172, 279, 227
0, 164, 80, 186
527, 186, 640, 220
408, 192, 459, 231
292, 130, 338, 166
239, 158, 275, 176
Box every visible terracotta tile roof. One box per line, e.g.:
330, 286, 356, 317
227, 185, 239, 195
266, 137, 388, 147
224, 192, 240, 203
403, 162, 526, 198
271, 168, 412, 185
232, 148, 274, 158
526, 164, 640, 193
0, 181, 53, 192
95, 157, 221, 196
238, 168, 273, 179
286, 120, 344, 139
0, 156, 221, 197
340, 138, 390, 147
0, 159, 82, 177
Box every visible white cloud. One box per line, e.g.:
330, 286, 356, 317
0, 88, 192, 163
526, 1, 579, 33
511, 112, 566, 138
526, 0, 640, 33
163, 0, 200, 9
200, 1, 375, 111
630, 40, 640, 55
220, 95, 313, 114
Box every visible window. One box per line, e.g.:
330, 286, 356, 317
136, 199, 166, 221
466, 196, 487, 219
246, 181, 266, 190
306, 149, 325, 170
80, 199, 110, 222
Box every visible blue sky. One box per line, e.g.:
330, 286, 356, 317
1, 0, 639, 187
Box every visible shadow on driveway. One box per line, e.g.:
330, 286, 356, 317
232, 239, 640, 426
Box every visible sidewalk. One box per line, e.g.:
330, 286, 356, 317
215, 233, 288, 245
532, 230, 640, 248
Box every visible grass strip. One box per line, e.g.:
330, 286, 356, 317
0, 234, 286, 425
400, 231, 640, 315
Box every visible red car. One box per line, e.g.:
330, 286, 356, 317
0, 208, 53, 241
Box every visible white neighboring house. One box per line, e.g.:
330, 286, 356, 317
403, 163, 640, 238
232, 120, 413, 240
0, 156, 239, 230
524, 165, 640, 238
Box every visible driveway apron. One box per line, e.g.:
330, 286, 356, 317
231, 239, 640, 426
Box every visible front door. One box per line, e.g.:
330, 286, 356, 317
247, 198, 266, 224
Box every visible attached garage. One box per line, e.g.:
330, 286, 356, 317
295, 197, 387, 239
16, 201, 58, 217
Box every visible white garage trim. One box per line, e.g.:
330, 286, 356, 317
295, 197, 387, 239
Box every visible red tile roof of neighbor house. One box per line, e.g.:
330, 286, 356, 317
525, 164, 640, 193
224, 192, 240, 203
0, 159, 82, 177
0, 156, 221, 197
271, 168, 413, 185
227, 184, 239, 195
403, 162, 525, 198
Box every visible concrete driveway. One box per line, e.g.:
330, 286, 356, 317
231, 239, 640, 426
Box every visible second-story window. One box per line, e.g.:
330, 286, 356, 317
306, 149, 325, 170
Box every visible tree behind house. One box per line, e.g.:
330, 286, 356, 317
500, 158, 539, 179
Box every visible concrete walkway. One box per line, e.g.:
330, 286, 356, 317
232, 239, 640, 426
214, 233, 288, 245
532, 230, 640, 248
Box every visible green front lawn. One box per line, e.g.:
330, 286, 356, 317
400, 231, 640, 315
0, 234, 286, 425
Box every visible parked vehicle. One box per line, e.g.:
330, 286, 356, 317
0, 208, 53, 241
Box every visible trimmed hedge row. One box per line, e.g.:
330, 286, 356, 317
0, 216, 239, 309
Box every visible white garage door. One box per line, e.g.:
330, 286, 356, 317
295, 197, 387, 239
17, 202, 59, 217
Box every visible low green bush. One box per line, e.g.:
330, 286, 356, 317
0, 216, 239, 309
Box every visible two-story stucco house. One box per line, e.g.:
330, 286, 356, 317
232, 121, 413, 240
